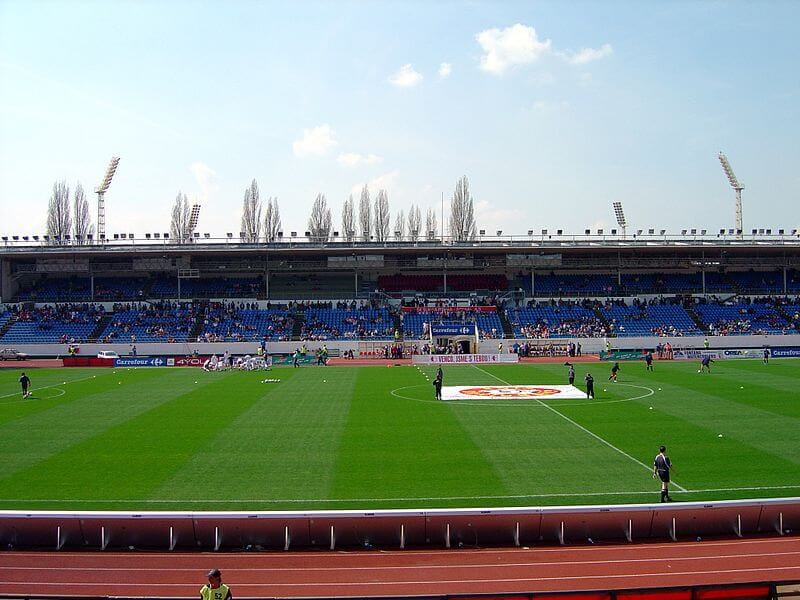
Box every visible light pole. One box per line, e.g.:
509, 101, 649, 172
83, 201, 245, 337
718, 152, 744, 239
94, 156, 120, 242
613, 201, 627, 239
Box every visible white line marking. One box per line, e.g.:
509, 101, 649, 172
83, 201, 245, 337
0, 484, 797, 504
2, 536, 797, 562
4, 566, 800, 587
0, 373, 103, 401
3, 550, 799, 573
471, 365, 688, 493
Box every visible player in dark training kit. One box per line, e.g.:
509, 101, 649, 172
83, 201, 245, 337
433, 368, 443, 400
19, 372, 31, 399
608, 362, 620, 382
644, 351, 654, 371
699, 355, 714, 373
652, 445, 675, 502
584, 373, 594, 398
763, 348, 770, 364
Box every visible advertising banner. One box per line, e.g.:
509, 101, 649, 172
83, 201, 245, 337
401, 306, 497, 314
412, 353, 519, 365
599, 351, 644, 361
168, 356, 212, 367
114, 357, 167, 367
768, 347, 800, 358
430, 324, 476, 337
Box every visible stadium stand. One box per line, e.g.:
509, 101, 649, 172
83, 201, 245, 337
602, 302, 702, 336
0, 304, 103, 343
93, 277, 149, 301
516, 273, 620, 297
728, 270, 785, 294
16, 277, 91, 302
301, 307, 394, 340
150, 276, 263, 298
507, 303, 608, 338
402, 308, 504, 339
620, 272, 703, 295
694, 302, 793, 335
97, 302, 198, 342
379, 274, 509, 292
198, 305, 294, 342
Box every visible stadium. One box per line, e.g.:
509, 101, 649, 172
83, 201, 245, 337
3, 1, 800, 598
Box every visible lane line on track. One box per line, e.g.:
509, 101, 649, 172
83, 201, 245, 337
3, 550, 800, 572
470, 365, 689, 492
5, 565, 800, 587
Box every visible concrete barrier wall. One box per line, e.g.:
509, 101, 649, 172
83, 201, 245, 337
1, 497, 797, 551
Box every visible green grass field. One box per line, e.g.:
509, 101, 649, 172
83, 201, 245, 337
1, 359, 799, 511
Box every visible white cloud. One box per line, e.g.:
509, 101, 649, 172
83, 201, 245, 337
474, 199, 526, 233
350, 170, 400, 197
337, 153, 383, 168
531, 100, 569, 114
564, 43, 613, 65
292, 124, 338, 157
188, 161, 218, 202
388, 64, 423, 88
438, 62, 452, 78
476, 24, 552, 75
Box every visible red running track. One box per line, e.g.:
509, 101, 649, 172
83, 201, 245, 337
1, 536, 800, 598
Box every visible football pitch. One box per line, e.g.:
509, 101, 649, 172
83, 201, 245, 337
1, 359, 799, 511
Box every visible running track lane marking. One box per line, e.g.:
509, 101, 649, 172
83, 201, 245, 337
5, 566, 800, 587
471, 365, 689, 493
3, 550, 799, 572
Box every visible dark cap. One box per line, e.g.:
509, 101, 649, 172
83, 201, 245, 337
207, 568, 221, 579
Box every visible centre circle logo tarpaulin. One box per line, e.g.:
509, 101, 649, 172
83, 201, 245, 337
441, 385, 586, 401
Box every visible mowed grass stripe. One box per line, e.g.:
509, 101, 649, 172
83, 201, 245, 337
0, 368, 184, 485
0, 370, 119, 426
0, 369, 267, 507
541, 361, 800, 494
615, 369, 800, 485
150, 367, 353, 509
442, 364, 659, 499
330, 365, 509, 508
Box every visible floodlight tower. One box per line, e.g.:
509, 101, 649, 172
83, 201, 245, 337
613, 201, 627, 238
718, 152, 744, 239
94, 156, 120, 241
187, 203, 201, 241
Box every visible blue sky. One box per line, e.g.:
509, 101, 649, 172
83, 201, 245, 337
1, 0, 798, 238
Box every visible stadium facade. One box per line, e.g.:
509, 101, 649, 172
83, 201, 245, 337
1, 235, 799, 357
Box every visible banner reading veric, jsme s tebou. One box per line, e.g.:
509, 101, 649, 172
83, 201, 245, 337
412, 354, 519, 365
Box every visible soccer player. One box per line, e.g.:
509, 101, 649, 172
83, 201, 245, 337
200, 568, 232, 600
645, 351, 654, 371
19, 372, 31, 399
763, 347, 770, 364
699, 355, 714, 373
608, 362, 620, 382
568, 364, 575, 385
652, 445, 674, 503
584, 372, 594, 398
433, 370, 443, 400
